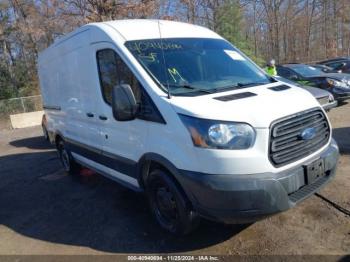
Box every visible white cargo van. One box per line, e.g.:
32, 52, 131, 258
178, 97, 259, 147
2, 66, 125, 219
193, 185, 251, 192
38, 20, 339, 234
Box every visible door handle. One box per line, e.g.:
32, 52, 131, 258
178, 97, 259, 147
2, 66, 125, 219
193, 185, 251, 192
99, 115, 108, 121
86, 112, 94, 118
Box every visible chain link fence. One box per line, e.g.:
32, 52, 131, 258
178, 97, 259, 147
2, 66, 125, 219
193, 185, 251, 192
0, 95, 43, 116
0, 95, 43, 129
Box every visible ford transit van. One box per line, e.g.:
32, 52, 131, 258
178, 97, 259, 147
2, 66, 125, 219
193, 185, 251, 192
38, 20, 339, 234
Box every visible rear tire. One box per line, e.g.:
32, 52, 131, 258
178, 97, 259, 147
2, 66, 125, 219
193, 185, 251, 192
146, 169, 200, 235
42, 124, 49, 141
57, 140, 81, 176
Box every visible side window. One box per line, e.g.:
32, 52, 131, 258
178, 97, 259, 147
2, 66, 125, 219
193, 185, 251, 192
277, 67, 292, 78
96, 48, 165, 124
326, 61, 344, 70
97, 49, 141, 104
97, 49, 118, 104
115, 54, 142, 102
344, 62, 350, 71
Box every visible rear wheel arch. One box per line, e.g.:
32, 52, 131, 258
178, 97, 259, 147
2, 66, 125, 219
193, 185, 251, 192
55, 134, 81, 175
55, 134, 63, 148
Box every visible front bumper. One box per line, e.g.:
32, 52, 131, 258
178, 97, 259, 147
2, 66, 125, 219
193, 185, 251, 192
322, 100, 338, 111
332, 88, 350, 100
177, 139, 339, 224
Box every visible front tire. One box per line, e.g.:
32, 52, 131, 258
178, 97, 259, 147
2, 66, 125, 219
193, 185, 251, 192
57, 140, 81, 175
146, 169, 200, 235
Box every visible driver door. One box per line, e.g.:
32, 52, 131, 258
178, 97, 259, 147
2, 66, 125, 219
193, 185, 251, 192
92, 42, 149, 179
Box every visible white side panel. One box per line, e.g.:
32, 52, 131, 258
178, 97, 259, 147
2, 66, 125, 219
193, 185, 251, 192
39, 28, 104, 149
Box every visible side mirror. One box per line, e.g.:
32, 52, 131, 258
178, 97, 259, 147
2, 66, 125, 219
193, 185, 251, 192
112, 84, 138, 121
290, 75, 299, 81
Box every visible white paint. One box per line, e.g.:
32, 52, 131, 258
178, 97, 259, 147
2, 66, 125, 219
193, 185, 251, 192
38, 19, 329, 177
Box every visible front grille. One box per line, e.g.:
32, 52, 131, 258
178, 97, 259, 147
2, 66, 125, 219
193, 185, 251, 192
317, 96, 329, 106
269, 108, 330, 167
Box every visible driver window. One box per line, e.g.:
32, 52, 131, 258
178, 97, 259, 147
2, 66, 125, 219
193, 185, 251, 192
97, 49, 142, 105
327, 62, 344, 70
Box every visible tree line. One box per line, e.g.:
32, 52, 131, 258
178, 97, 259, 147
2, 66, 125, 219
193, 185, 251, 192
1, 0, 350, 100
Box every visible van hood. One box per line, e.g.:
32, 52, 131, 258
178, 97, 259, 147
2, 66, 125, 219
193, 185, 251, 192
170, 82, 321, 128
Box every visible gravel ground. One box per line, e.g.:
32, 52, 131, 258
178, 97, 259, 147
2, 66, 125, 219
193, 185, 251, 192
0, 103, 349, 256
0, 119, 11, 131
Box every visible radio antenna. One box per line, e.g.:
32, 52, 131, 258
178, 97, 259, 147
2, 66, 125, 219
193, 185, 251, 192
157, 19, 171, 99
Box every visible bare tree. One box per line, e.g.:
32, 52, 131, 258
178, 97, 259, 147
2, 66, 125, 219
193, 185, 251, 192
2, 0, 350, 99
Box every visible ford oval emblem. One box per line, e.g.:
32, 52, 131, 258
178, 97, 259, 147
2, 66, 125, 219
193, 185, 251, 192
300, 127, 317, 140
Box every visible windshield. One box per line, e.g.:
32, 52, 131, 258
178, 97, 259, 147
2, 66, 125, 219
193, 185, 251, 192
125, 38, 272, 96
290, 65, 324, 77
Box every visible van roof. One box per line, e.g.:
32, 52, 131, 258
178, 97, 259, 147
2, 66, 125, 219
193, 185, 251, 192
92, 19, 221, 41
39, 20, 222, 59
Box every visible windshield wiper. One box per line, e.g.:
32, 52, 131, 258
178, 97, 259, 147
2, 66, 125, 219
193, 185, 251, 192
208, 81, 269, 93
162, 83, 214, 94
161, 81, 269, 95
237, 81, 269, 87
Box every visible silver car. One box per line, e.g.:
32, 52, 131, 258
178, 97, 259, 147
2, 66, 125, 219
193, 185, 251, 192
275, 76, 337, 111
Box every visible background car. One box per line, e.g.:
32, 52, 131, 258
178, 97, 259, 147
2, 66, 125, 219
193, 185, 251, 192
318, 56, 350, 64
308, 64, 334, 73
274, 76, 337, 111
276, 63, 350, 101
317, 57, 350, 74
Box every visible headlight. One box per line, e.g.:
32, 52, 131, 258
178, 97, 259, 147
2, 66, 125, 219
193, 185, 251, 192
329, 93, 335, 102
179, 114, 255, 149
326, 78, 349, 89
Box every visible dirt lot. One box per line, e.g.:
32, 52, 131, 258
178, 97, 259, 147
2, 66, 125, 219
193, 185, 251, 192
0, 103, 349, 256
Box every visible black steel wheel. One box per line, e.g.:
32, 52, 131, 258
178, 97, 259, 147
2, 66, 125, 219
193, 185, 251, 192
146, 169, 199, 235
